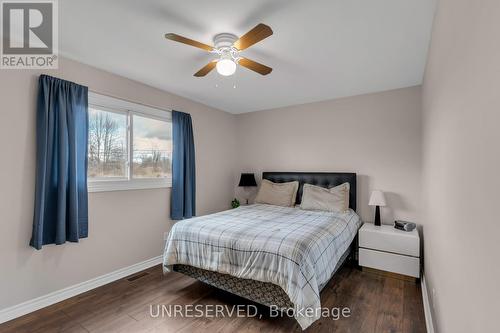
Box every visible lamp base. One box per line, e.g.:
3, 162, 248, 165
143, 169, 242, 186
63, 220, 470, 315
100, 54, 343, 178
374, 205, 381, 226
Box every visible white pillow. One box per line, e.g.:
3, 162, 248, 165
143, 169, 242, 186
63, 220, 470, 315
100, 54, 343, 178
300, 182, 350, 213
254, 179, 299, 207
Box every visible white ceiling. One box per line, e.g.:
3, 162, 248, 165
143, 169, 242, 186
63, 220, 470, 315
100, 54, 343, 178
60, 0, 436, 114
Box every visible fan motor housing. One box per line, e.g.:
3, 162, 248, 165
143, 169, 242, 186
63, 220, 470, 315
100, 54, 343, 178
213, 33, 238, 49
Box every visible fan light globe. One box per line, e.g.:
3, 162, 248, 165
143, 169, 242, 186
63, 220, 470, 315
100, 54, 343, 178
216, 58, 236, 76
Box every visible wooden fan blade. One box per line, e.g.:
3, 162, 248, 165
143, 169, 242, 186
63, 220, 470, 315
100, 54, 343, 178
238, 58, 272, 75
233, 23, 273, 51
164, 33, 213, 52
194, 60, 217, 77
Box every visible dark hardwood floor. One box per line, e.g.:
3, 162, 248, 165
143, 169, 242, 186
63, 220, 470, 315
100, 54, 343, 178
0, 264, 426, 333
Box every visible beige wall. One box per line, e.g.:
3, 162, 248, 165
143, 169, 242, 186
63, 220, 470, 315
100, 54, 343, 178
421, 0, 500, 332
234, 86, 422, 223
0, 58, 237, 309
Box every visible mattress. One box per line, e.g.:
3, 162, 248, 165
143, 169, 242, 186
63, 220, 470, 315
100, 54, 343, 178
163, 204, 361, 329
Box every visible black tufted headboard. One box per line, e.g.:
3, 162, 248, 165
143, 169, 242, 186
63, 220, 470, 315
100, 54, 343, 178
262, 172, 357, 211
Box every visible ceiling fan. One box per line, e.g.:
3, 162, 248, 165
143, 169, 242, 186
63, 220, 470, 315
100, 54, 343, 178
164, 23, 273, 77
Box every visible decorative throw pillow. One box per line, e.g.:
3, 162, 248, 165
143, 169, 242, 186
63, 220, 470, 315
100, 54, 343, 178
254, 179, 299, 207
300, 182, 350, 213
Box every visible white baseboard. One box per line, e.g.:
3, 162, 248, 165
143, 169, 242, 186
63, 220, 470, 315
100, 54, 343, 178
0, 255, 163, 324
421, 273, 435, 333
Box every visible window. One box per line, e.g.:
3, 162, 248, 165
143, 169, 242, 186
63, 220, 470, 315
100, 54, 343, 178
132, 114, 172, 178
87, 93, 172, 192
88, 108, 128, 179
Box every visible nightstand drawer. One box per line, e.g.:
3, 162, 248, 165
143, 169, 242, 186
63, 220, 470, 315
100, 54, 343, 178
359, 248, 420, 278
359, 224, 419, 257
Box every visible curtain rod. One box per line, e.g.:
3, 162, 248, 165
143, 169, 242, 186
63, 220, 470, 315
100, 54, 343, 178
39, 74, 174, 113
88, 89, 173, 113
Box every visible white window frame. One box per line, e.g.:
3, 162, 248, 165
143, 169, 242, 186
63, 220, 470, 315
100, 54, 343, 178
87, 92, 172, 192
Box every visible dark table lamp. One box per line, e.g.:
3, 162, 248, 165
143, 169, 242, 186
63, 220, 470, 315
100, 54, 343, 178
238, 173, 257, 204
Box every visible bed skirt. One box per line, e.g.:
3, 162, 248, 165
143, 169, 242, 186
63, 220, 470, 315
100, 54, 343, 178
172, 246, 352, 310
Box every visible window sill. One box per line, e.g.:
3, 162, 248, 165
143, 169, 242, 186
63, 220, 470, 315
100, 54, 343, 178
88, 178, 172, 193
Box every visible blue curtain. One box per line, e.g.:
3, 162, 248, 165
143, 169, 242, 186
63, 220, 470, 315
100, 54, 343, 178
171, 111, 196, 220
30, 75, 89, 250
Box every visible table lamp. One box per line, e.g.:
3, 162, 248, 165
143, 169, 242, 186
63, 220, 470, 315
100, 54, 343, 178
238, 173, 257, 204
369, 190, 386, 226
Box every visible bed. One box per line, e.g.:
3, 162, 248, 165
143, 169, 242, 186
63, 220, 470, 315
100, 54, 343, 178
163, 172, 362, 329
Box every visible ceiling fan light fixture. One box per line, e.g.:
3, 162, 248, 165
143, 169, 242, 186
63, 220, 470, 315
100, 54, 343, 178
216, 58, 236, 76
164, 24, 273, 77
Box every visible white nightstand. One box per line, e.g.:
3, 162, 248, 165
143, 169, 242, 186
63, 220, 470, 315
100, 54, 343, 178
358, 223, 420, 279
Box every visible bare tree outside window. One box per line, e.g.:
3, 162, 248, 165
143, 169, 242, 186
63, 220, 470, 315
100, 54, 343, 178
87, 107, 172, 181
88, 108, 127, 179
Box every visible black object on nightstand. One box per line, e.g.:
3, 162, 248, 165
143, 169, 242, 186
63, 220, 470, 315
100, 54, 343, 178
394, 220, 416, 232
238, 173, 257, 204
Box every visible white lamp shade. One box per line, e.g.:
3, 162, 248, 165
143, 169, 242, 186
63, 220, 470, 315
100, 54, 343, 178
369, 190, 386, 206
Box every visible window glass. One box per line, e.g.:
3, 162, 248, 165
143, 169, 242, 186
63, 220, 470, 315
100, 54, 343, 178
132, 114, 172, 178
88, 108, 128, 179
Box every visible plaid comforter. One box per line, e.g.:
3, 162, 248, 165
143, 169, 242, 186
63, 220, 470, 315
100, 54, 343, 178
163, 204, 361, 329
